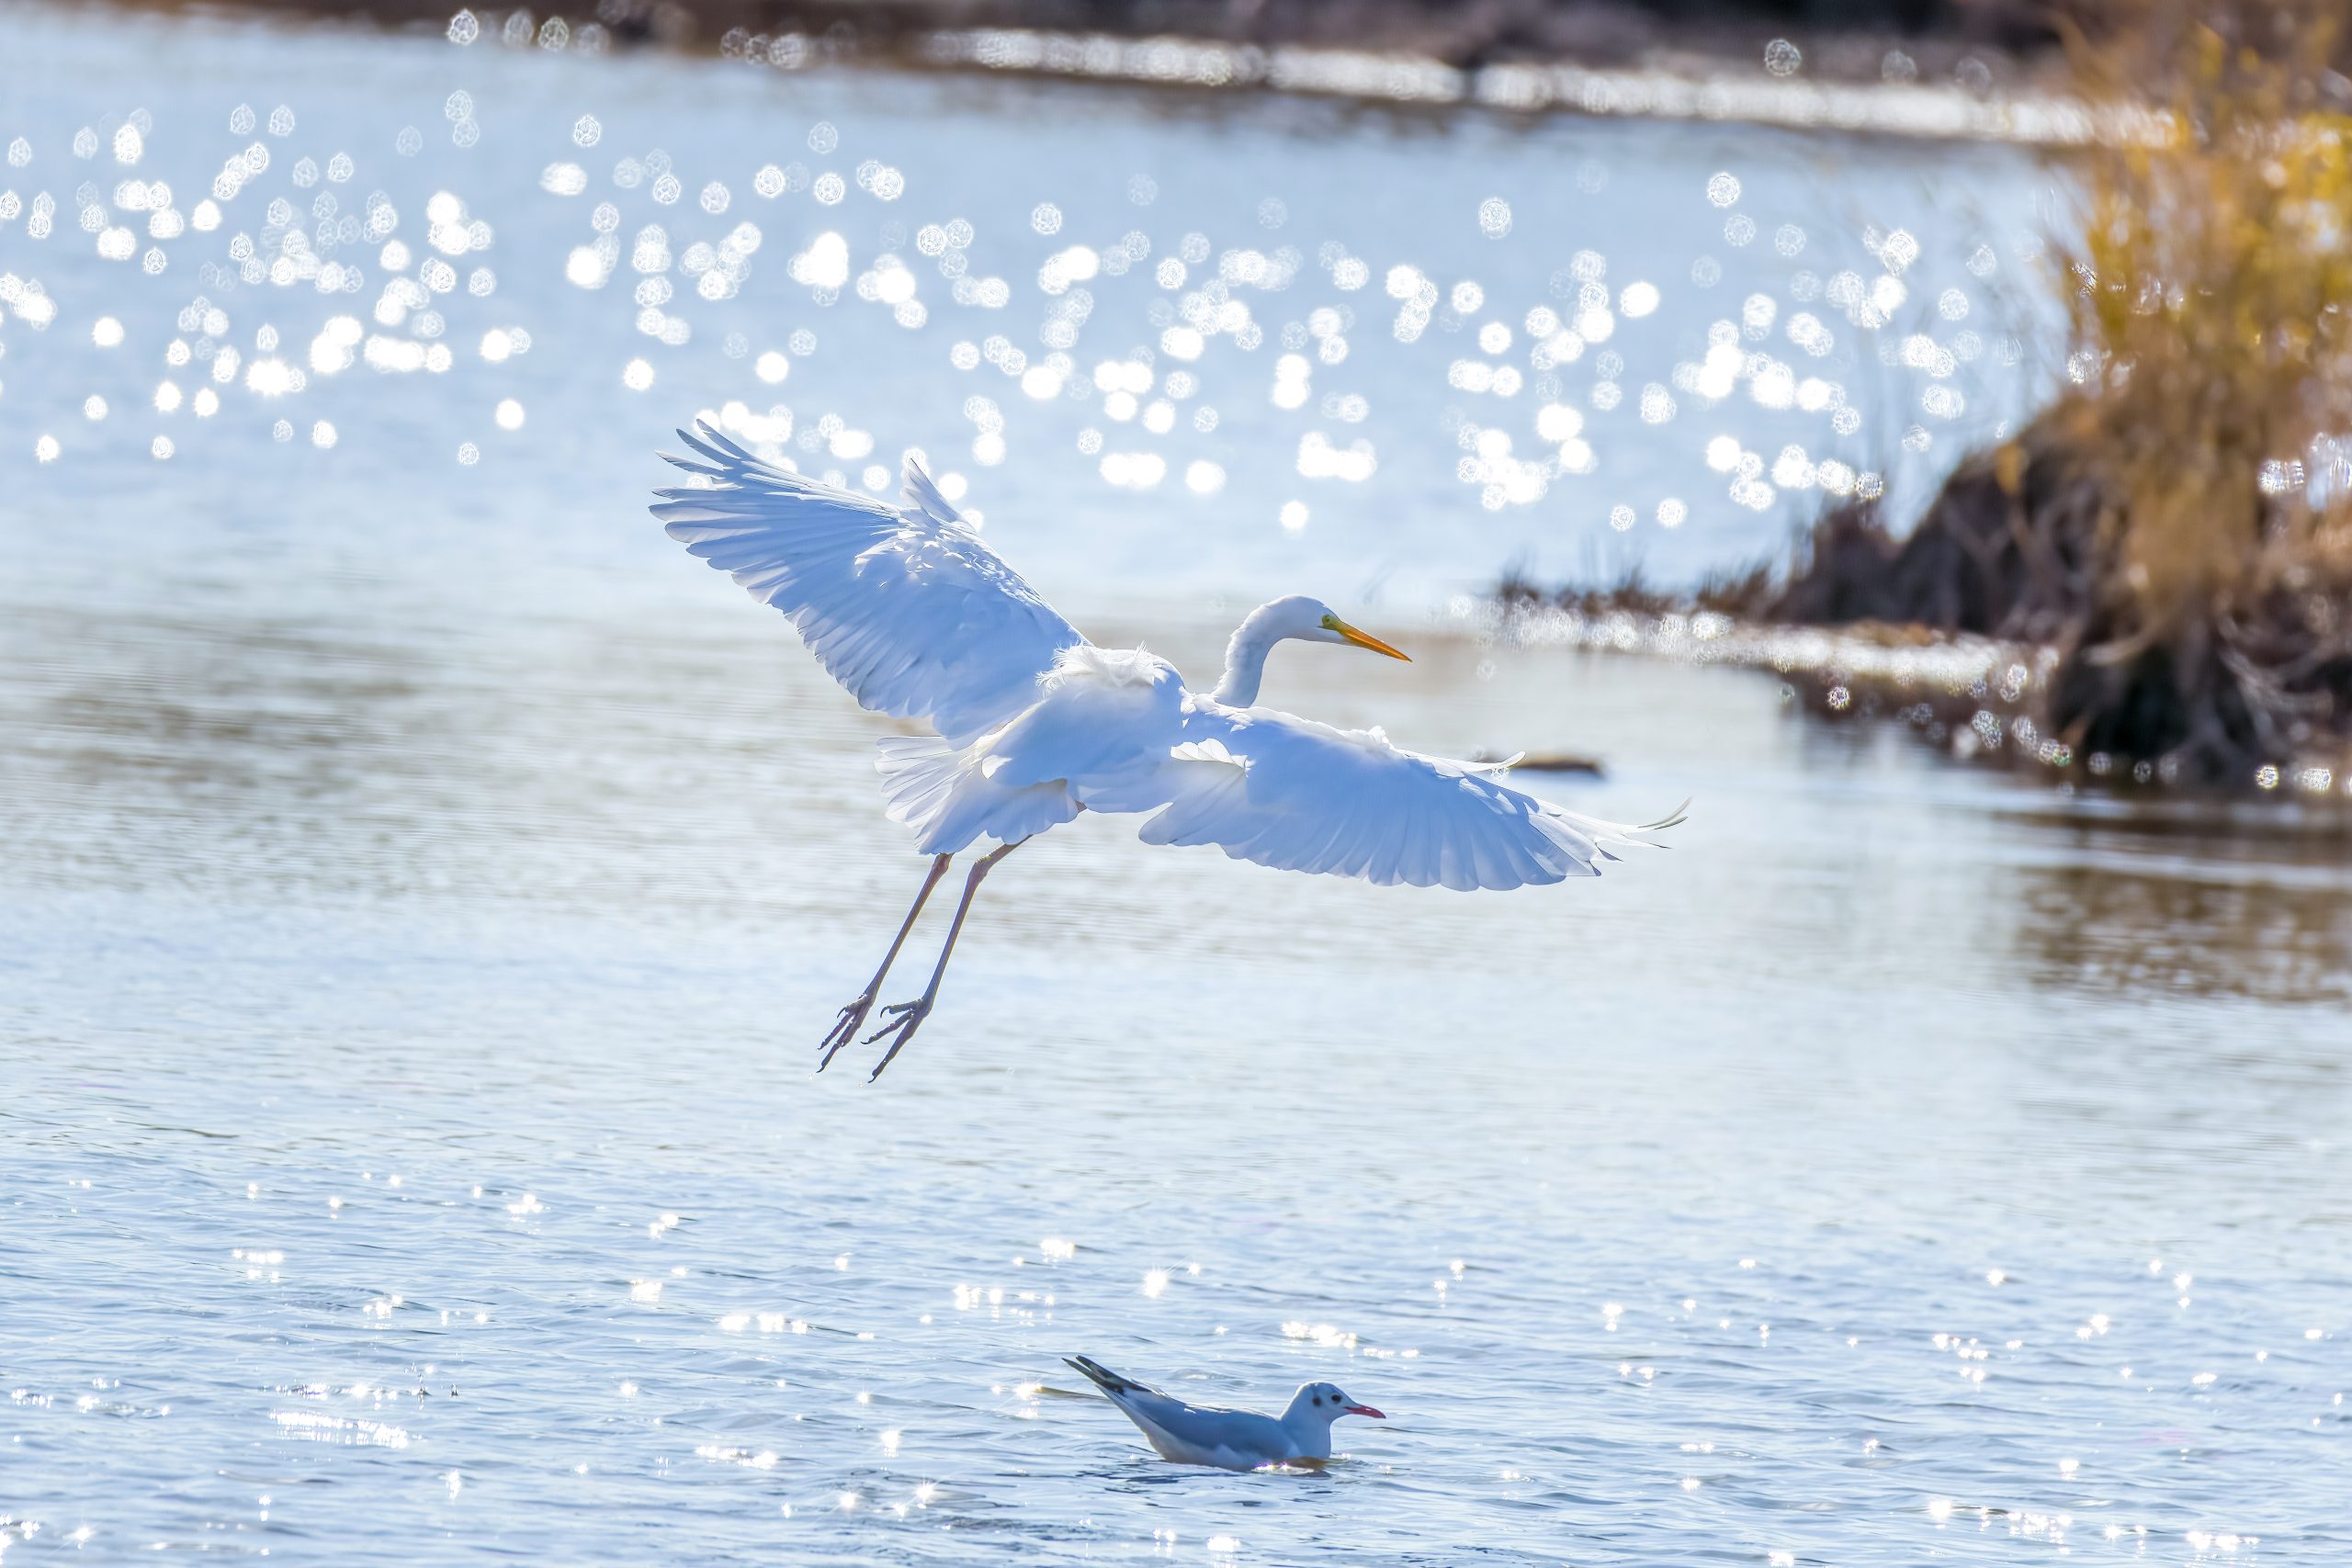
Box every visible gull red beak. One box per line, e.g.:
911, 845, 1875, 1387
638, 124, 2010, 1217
1344, 1403, 1385, 1419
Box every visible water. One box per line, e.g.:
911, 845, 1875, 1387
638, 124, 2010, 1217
4, 7, 2349, 1564
1, 4, 2055, 606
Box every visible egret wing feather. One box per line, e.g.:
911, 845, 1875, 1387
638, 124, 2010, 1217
651, 422, 1084, 744
981, 647, 1188, 800
1140, 704, 1675, 891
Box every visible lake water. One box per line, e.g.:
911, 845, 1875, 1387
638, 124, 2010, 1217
3, 6, 2348, 1564
0, 2, 2061, 606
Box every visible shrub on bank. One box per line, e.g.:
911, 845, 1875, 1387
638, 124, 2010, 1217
1514, 2, 2352, 793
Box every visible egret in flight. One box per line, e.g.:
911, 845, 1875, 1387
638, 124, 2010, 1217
1063, 1356, 1385, 1470
653, 423, 1682, 1079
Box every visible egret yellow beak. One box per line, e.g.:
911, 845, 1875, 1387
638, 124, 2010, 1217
1322, 615, 1411, 662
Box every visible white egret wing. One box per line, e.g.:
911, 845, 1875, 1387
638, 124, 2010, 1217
1140, 705, 1684, 891
651, 423, 1084, 744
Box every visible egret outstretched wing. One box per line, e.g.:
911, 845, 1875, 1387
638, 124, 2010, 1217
1140, 705, 1684, 891
651, 423, 1084, 743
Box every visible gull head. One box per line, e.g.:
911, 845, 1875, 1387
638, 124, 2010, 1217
1286, 1380, 1385, 1426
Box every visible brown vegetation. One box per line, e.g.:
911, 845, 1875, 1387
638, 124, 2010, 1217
1828, 0, 2352, 785
1510, 0, 2352, 793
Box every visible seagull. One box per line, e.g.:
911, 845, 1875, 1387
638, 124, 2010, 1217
1063, 1355, 1385, 1470
653, 423, 1684, 1079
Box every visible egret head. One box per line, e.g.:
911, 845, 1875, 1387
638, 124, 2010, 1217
1289, 1381, 1385, 1426
1267, 595, 1411, 661
1213, 595, 1410, 706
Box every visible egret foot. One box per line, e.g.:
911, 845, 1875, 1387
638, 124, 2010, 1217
814, 853, 954, 1076
848, 841, 1018, 1084
855, 846, 1021, 1081
817, 992, 880, 1072
861, 995, 935, 1080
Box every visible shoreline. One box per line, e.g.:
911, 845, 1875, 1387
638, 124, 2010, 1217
915, 29, 2109, 147
90, 0, 2111, 148
1489, 600, 2352, 805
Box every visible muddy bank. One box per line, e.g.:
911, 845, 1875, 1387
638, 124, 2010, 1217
1499, 400, 2352, 796
127, 0, 2064, 70
101, 0, 2080, 114
68, 0, 2136, 145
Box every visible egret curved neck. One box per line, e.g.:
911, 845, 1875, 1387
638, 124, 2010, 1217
1208, 603, 1288, 707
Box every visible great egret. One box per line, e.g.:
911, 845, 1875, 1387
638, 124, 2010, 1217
1063, 1356, 1385, 1470
653, 423, 1681, 1079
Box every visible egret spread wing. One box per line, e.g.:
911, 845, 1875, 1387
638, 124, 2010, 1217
651, 422, 1085, 744
1141, 705, 1684, 891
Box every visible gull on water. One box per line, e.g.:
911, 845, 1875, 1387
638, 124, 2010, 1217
652, 423, 1685, 1079
1063, 1356, 1386, 1471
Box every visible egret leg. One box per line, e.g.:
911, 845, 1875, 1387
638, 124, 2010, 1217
861, 840, 1020, 1081
818, 853, 954, 1073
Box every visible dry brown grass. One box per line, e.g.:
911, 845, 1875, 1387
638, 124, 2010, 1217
2030, 0, 2352, 777
1545, 2, 2352, 789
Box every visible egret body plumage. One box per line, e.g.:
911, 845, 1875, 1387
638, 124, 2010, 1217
652, 422, 1682, 1078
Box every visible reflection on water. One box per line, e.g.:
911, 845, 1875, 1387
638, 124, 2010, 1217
2014, 854, 2352, 1007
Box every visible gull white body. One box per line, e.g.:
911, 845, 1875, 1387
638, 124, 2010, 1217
1063, 1356, 1384, 1471
652, 424, 1683, 1077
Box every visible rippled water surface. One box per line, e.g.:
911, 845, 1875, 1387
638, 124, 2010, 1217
5, 7, 2350, 1564
3, 3, 2058, 603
